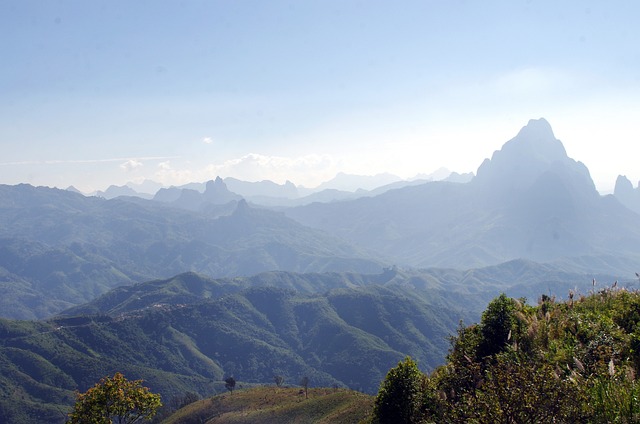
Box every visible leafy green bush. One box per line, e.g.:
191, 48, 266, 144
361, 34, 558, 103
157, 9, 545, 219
373, 288, 640, 423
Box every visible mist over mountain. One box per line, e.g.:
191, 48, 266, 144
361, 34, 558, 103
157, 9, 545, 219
285, 119, 640, 270
232, 170, 465, 208
309, 172, 402, 193
81, 169, 467, 209
0, 184, 383, 319
224, 177, 299, 199
152, 177, 242, 211
94, 185, 153, 200
3, 118, 638, 320
474, 118, 596, 198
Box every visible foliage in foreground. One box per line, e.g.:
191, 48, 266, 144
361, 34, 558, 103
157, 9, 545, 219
67, 372, 161, 424
372, 288, 640, 423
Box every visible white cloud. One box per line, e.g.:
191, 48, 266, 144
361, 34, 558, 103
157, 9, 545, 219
202, 137, 213, 144
151, 153, 344, 188
120, 159, 143, 172
154, 160, 202, 186
157, 161, 172, 171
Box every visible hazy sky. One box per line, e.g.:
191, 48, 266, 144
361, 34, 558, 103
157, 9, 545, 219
2, 1, 639, 193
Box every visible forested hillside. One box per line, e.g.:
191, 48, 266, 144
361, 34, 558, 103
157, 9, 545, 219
0, 275, 470, 423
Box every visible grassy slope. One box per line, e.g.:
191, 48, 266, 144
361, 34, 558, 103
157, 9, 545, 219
162, 386, 373, 424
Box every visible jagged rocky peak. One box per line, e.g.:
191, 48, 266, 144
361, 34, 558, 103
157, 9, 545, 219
614, 175, 634, 196
205, 176, 226, 192
477, 118, 567, 177
203, 177, 242, 203
474, 118, 596, 197
613, 175, 640, 214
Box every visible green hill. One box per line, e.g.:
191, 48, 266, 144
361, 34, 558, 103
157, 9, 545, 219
162, 386, 373, 424
0, 278, 470, 423
370, 286, 640, 423
0, 266, 630, 423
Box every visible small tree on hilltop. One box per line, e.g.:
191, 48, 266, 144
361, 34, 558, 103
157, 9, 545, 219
299, 376, 310, 399
274, 375, 285, 388
67, 372, 161, 424
224, 377, 236, 395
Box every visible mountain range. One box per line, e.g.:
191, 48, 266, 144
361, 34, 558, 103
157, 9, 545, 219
86, 169, 472, 207
2, 117, 640, 422
3, 118, 640, 320
0, 185, 381, 319
285, 118, 640, 270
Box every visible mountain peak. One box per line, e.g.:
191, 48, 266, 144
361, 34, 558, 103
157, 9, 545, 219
474, 118, 596, 198
203, 177, 242, 203
517, 117, 555, 140
205, 177, 225, 191
613, 175, 640, 213
500, 117, 567, 163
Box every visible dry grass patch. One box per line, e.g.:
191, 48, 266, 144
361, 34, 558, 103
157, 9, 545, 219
162, 386, 373, 424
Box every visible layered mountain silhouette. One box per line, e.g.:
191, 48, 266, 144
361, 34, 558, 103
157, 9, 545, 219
286, 118, 640, 269
153, 177, 242, 211
3, 118, 639, 319
3, 118, 640, 423
0, 184, 382, 319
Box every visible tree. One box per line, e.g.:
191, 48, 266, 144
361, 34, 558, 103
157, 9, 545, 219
372, 357, 425, 424
224, 377, 236, 394
299, 376, 309, 399
67, 372, 161, 424
274, 375, 285, 387
473, 352, 585, 423
478, 293, 518, 358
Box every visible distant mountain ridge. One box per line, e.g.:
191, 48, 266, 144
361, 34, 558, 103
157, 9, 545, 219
75, 170, 466, 207
60, 261, 622, 320
0, 184, 383, 319
285, 119, 640, 270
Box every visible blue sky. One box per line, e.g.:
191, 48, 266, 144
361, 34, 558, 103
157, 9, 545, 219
1, 1, 639, 192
